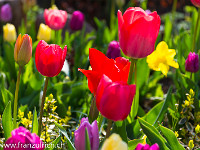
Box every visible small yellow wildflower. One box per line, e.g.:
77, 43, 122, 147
188, 140, 194, 150
175, 131, 179, 137
27, 111, 33, 120
18, 109, 24, 118
147, 41, 179, 76
195, 124, 200, 134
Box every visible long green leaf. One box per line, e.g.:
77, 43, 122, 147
2, 101, 13, 140
54, 122, 75, 150
85, 128, 91, 150
31, 107, 38, 134
128, 139, 144, 150
159, 125, 185, 150
112, 121, 128, 143
44, 136, 61, 150
138, 118, 170, 150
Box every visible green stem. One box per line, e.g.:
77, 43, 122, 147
98, 114, 103, 131
172, 0, 177, 24
127, 58, 135, 85
13, 66, 23, 129
105, 119, 112, 138
134, 61, 137, 84
38, 77, 49, 137
192, 8, 200, 52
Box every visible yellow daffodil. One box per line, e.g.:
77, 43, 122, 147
101, 133, 128, 150
3, 23, 16, 42
147, 41, 179, 76
37, 23, 51, 42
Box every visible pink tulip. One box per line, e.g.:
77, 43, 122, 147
185, 52, 199, 73
74, 118, 99, 150
96, 74, 136, 121
136, 143, 159, 150
191, 0, 200, 7
44, 9, 67, 30
70, 10, 85, 31
118, 7, 160, 59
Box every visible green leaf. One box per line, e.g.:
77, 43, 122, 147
31, 107, 38, 134
85, 128, 91, 150
153, 87, 172, 126
138, 118, 170, 150
159, 125, 185, 150
2, 101, 13, 140
54, 122, 75, 150
130, 85, 139, 121
112, 121, 128, 143
44, 136, 61, 150
128, 139, 144, 150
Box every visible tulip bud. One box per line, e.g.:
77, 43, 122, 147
14, 34, 32, 66
0, 4, 12, 22
70, 11, 85, 31
74, 118, 99, 150
185, 52, 199, 73
3, 23, 16, 42
106, 41, 121, 59
4, 126, 44, 150
191, 0, 200, 7
101, 133, 128, 150
37, 23, 51, 42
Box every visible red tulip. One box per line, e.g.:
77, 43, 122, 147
35, 40, 67, 77
191, 0, 200, 7
44, 8, 67, 30
78, 48, 130, 95
118, 7, 160, 59
96, 74, 136, 121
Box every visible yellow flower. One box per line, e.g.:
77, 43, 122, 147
175, 131, 179, 137
195, 124, 200, 134
147, 41, 179, 76
3, 23, 16, 42
37, 23, 51, 42
188, 140, 194, 149
101, 133, 128, 150
18, 109, 24, 118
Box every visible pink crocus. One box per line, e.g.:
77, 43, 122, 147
118, 7, 160, 59
96, 74, 136, 121
4, 126, 44, 150
44, 8, 67, 30
74, 118, 99, 150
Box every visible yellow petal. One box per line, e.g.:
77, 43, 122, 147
158, 63, 169, 76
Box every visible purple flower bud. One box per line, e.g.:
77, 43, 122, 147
135, 143, 150, 150
70, 11, 84, 31
75, 117, 99, 150
4, 126, 44, 150
149, 143, 160, 150
106, 41, 121, 59
185, 52, 199, 73
0, 4, 12, 22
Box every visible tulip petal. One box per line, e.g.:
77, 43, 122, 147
14, 34, 22, 62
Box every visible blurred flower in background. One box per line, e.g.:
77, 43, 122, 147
106, 41, 121, 59
101, 133, 128, 150
37, 23, 51, 42
3, 23, 16, 42
135, 143, 160, 150
0, 3, 12, 22
147, 41, 179, 76
21, 0, 36, 13
44, 7, 67, 30
70, 10, 85, 31
74, 117, 99, 150
191, 0, 200, 7
185, 52, 199, 73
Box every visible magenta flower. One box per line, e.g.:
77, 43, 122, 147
191, 0, 200, 7
106, 41, 121, 59
4, 126, 44, 150
135, 143, 159, 150
70, 11, 85, 31
74, 118, 99, 150
0, 4, 12, 22
185, 52, 199, 73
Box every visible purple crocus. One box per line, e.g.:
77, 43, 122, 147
106, 41, 121, 59
185, 52, 199, 73
70, 11, 84, 31
4, 126, 44, 150
0, 4, 12, 22
135, 143, 160, 150
74, 117, 99, 150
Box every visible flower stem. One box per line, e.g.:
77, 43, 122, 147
127, 58, 135, 85
105, 119, 112, 138
38, 77, 49, 137
13, 66, 23, 129
98, 114, 103, 131
172, 0, 177, 24
192, 8, 200, 52
134, 61, 137, 84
